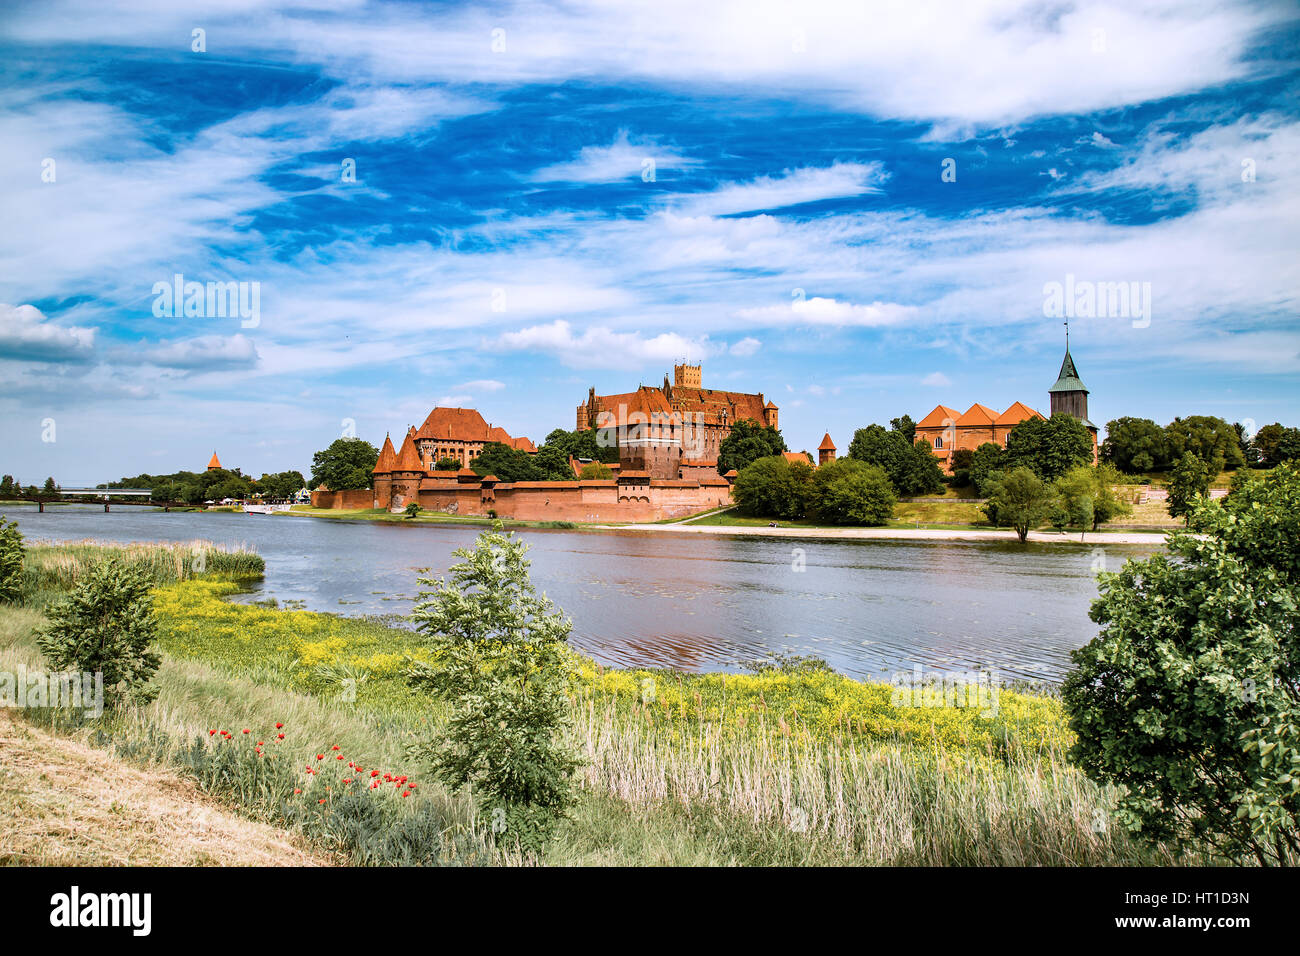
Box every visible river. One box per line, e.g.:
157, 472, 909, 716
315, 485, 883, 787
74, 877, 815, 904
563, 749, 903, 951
5, 505, 1158, 684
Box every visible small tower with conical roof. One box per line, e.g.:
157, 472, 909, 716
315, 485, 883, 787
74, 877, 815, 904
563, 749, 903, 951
818, 432, 837, 467
1048, 325, 1099, 461
207, 451, 222, 471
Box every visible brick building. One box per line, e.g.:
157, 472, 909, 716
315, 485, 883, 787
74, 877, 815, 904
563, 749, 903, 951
914, 345, 1099, 472
575, 363, 778, 479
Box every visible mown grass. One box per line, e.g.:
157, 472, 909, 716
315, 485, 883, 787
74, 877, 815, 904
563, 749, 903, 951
2, 538, 1203, 865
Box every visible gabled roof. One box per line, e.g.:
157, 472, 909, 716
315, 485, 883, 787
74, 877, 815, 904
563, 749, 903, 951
372, 434, 397, 474
207, 451, 221, 469
593, 386, 676, 428
393, 432, 424, 472
956, 403, 999, 426
818, 433, 836, 451
782, 451, 813, 465
415, 407, 491, 442
1048, 349, 1088, 393
916, 405, 961, 429
995, 401, 1043, 426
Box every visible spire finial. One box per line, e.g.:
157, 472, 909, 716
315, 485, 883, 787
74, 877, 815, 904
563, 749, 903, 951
1064, 319, 1069, 350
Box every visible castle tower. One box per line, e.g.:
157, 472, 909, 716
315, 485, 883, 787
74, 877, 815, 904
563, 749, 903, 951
674, 363, 702, 389
207, 451, 221, 471
371, 433, 397, 509
818, 433, 836, 467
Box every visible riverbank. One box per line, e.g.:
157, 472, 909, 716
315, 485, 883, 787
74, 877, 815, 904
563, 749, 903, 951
1, 538, 1200, 866
610, 521, 1171, 546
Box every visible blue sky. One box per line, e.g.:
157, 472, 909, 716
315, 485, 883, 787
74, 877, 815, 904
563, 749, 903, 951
2, 0, 1298, 484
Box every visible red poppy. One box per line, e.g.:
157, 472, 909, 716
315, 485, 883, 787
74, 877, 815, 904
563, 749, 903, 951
331, 745, 340, 751
336, 755, 344, 760
316, 754, 324, 760
242, 729, 250, 734
294, 788, 302, 794
277, 733, 285, 739
370, 770, 380, 777
275, 722, 284, 729
319, 799, 326, 805
208, 730, 217, 736
401, 791, 410, 798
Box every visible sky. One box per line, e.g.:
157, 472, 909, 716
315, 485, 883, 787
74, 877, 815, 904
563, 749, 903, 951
2, 0, 1298, 485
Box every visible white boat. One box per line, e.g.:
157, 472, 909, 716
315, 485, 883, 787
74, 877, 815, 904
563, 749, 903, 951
243, 502, 293, 515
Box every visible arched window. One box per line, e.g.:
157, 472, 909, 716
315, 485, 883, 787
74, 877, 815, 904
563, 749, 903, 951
934, 436, 944, 449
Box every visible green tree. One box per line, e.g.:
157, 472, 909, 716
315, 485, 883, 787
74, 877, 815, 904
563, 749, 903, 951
1055, 463, 1133, 532
408, 527, 579, 853
0, 476, 13, 496
1101, 417, 1171, 473
311, 438, 378, 491
1253, 423, 1300, 468
983, 466, 1055, 542
731, 455, 812, 520
578, 462, 613, 479
0, 517, 23, 603
37, 559, 162, 708
1165, 415, 1244, 474
543, 428, 619, 465
1004, 414, 1094, 481
434, 457, 462, 471
889, 414, 916, 444
717, 419, 786, 475
1062, 464, 1300, 865
532, 445, 575, 481
968, 442, 1005, 497
848, 422, 943, 495
471, 442, 538, 482
404, 502, 421, 518
808, 459, 896, 526
257, 470, 306, 498
1167, 452, 1210, 523
42, 477, 58, 496
949, 448, 975, 487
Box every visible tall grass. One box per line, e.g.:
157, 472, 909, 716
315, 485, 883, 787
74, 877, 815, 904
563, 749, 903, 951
22, 539, 263, 604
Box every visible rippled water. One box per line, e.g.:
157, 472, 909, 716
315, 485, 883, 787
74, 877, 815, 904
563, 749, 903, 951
7, 505, 1158, 683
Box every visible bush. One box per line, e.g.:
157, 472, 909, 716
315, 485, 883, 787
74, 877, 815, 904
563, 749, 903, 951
578, 462, 613, 479
408, 526, 578, 853
404, 502, 421, 518
1054, 463, 1132, 531
0, 516, 22, 603
1062, 464, 1300, 865
1166, 452, 1210, 523
731, 455, 811, 519
36, 558, 161, 708
808, 459, 896, 526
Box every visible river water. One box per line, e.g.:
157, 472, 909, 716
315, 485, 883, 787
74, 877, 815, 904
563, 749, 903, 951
5, 505, 1158, 684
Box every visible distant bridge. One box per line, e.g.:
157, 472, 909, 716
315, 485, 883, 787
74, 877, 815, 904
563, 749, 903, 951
58, 488, 154, 497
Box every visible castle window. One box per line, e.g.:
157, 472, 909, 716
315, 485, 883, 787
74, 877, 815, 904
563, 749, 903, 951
934, 436, 943, 449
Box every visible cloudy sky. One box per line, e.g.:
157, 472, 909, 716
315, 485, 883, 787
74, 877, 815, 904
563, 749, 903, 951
2, 0, 1298, 484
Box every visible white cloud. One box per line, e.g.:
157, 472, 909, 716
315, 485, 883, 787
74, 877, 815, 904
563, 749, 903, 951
0, 303, 96, 361
730, 336, 761, 357
491, 320, 713, 368
452, 379, 506, 392
531, 130, 696, 183
736, 296, 918, 328
921, 371, 952, 386
139, 333, 259, 371
676, 163, 886, 217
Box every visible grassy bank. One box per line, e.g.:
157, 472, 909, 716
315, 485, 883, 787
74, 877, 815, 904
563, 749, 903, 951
1, 538, 1201, 865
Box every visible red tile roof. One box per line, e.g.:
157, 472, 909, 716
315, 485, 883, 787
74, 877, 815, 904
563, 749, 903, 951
994, 401, 1043, 426
956, 403, 999, 427
393, 432, 424, 472
416, 407, 491, 442
372, 434, 397, 474
783, 451, 813, 465
207, 451, 221, 469
818, 432, 836, 450
916, 405, 961, 429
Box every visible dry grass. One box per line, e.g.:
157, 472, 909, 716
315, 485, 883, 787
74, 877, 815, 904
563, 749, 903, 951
0, 708, 332, 866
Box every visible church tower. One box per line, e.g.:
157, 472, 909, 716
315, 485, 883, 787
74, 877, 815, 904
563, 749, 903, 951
1047, 327, 1099, 461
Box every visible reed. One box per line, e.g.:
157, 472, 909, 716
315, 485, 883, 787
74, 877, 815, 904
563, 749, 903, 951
22, 539, 264, 601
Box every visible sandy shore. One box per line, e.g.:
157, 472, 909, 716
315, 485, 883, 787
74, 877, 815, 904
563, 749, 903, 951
602, 522, 1169, 546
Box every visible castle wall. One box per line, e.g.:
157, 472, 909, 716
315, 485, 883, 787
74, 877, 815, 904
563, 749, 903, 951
329, 475, 731, 522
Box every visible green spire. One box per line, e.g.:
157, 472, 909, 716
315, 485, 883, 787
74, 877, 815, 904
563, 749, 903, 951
1048, 348, 1088, 393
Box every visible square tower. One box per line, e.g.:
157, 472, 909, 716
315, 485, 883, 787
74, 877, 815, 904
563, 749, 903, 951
674, 363, 702, 389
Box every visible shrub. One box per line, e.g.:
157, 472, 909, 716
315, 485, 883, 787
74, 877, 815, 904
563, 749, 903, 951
808, 459, 896, 526
408, 526, 579, 853
1062, 464, 1300, 865
37, 558, 161, 708
0, 516, 22, 603
731, 455, 811, 519
1166, 452, 1209, 523
578, 462, 613, 479
404, 502, 421, 518
1054, 463, 1132, 531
